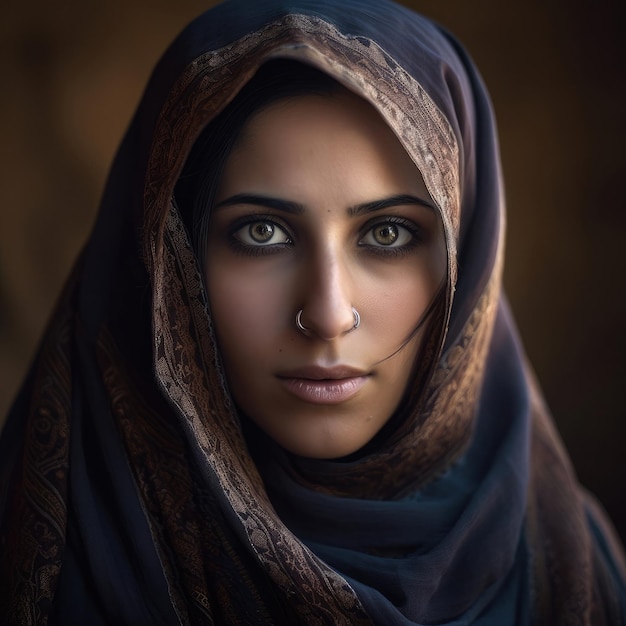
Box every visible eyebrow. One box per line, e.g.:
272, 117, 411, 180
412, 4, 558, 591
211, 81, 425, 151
213, 194, 305, 214
212, 193, 434, 215
347, 194, 435, 216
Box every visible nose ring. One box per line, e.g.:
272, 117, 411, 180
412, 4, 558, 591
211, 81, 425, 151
351, 307, 361, 330
295, 307, 360, 334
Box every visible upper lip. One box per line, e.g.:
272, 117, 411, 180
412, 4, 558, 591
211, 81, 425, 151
276, 365, 369, 380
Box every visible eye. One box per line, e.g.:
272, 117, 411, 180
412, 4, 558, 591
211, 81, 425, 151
233, 219, 291, 246
360, 221, 414, 248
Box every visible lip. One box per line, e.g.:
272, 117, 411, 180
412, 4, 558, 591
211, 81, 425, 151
277, 365, 368, 380
276, 365, 369, 405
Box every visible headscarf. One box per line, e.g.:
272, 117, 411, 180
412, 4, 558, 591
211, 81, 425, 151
1, 0, 625, 624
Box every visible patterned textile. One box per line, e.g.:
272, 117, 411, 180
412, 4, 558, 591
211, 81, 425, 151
1, 1, 625, 624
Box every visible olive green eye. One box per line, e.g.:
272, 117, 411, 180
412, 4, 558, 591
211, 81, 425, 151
249, 222, 275, 242
232, 219, 291, 247
373, 224, 399, 245
360, 221, 414, 248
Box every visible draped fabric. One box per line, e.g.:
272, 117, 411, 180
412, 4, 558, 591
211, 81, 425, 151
1, 0, 625, 624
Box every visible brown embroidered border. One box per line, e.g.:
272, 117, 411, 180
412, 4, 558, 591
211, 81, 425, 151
0, 282, 74, 625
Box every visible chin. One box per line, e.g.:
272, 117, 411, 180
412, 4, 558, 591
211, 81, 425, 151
273, 431, 374, 460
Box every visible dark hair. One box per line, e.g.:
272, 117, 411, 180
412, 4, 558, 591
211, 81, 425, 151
175, 59, 342, 263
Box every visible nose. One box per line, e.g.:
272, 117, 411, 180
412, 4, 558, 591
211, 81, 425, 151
297, 245, 358, 340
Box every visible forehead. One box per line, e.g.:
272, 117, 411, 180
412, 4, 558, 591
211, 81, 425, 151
218, 91, 432, 207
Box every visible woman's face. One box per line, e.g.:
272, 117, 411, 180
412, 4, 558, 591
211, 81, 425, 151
204, 89, 446, 459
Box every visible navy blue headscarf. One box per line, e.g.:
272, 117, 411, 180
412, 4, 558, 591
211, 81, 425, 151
1, 1, 625, 624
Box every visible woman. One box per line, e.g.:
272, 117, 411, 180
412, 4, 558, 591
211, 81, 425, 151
1, 0, 624, 623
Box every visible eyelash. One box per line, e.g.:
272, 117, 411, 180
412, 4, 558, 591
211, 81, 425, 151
358, 216, 424, 258
227, 214, 424, 258
229, 214, 293, 256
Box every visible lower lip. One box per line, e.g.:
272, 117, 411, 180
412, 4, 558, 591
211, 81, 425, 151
279, 376, 368, 405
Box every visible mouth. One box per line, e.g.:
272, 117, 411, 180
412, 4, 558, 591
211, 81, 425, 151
276, 365, 370, 405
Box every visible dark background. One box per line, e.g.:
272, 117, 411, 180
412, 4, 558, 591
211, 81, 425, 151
1, 1, 625, 541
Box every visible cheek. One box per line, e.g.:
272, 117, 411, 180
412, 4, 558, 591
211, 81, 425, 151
205, 262, 288, 360
359, 264, 439, 345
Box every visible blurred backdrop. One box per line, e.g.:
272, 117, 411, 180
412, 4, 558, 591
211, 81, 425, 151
1, 0, 625, 541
